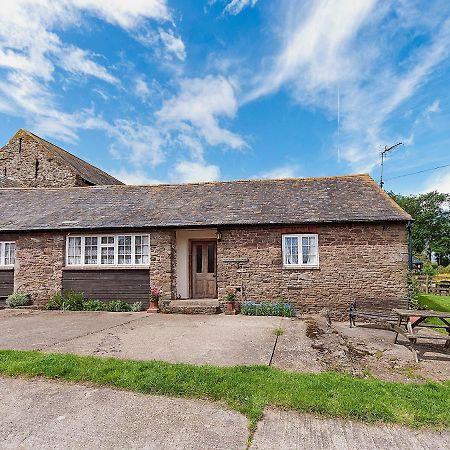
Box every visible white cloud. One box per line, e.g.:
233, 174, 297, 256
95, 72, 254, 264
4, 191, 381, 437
110, 168, 162, 185
159, 28, 186, 61
423, 169, 450, 194
224, 0, 258, 15
157, 75, 246, 149
108, 120, 165, 167
57, 47, 118, 84
172, 161, 221, 183
256, 165, 300, 179
426, 100, 441, 114
134, 76, 152, 100
248, 1, 450, 172
0, 0, 175, 144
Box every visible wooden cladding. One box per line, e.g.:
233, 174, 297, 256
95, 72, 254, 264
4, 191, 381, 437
0, 269, 14, 306
63, 269, 150, 305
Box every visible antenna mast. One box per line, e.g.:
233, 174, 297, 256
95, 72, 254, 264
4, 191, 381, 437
380, 142, 403, 189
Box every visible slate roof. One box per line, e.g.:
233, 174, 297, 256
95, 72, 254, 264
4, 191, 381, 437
0, 174, 411, 232
23, 130, 123, 186
0, 176, 22, 188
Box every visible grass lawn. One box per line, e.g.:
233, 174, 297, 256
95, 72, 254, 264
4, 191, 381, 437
418, 294, 450, 330
0, 350, 449, 432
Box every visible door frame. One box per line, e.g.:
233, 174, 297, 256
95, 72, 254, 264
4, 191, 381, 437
189, 239, 217, 299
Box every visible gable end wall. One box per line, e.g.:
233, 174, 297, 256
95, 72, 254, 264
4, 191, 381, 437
0, 132, 89, 187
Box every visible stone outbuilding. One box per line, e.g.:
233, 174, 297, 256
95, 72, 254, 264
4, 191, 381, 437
0, 129, 123, 187
0, 172, 412, 315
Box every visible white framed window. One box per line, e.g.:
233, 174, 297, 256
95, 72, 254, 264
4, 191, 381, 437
282, 234, 319, 268
0, 242, 16, 267
66, 234, 150, 267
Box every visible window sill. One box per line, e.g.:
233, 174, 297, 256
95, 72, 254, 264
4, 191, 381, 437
63, 266, 150, 271
0, 266, 14, 271
282, 265, 320, 270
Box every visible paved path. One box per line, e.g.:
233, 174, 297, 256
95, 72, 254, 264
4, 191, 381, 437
251, 408, 450, 450
0, 310, 318, 368
0, 377, 248, 450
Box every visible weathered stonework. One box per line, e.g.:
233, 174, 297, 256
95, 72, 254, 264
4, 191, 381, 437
0, 222, 408, 315
216, 223, 409, 315
14, 232, 65, 305
0, 130, 89, 188
150, 230, 177, 303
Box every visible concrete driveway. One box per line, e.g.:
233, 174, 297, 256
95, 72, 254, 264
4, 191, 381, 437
0, 309, 316, 367
1, 377, 448, 450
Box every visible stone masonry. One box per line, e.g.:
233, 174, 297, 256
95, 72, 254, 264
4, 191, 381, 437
14, 232, 66, 305
216, 223, 409, 315
1, 222, 408, 314
0, 130, 90, 188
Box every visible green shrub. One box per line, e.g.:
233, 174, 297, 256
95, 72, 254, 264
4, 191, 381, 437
130, 302, 143, 312
82, 299, 106, 311
60, 292, 84, 311
6, 293, 31, 308
46, 293, 64, 310
105, 300, 132, 312
241, 300, 295, 317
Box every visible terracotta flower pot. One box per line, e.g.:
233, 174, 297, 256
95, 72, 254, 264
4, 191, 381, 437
147, 299, 160, 314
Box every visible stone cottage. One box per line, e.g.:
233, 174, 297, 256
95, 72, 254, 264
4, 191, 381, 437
0, 154, 412, 313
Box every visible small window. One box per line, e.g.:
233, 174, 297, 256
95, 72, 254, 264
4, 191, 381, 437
100, 236, 115, 265
282, 234, 319, 268
67, 237, 82, 265
196, 245, 203, 273
207, 244, 215, 274
0, 242, 15, 266
118, 236, 132, 265
84, 237, 98, 265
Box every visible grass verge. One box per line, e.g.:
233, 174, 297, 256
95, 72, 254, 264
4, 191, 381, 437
418, 294, 450, 331
1, 350, 450, 431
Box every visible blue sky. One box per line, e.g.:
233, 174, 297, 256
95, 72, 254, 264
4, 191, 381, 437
1, 0, 450, 194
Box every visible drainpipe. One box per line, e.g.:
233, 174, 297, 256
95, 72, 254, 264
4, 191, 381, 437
407, 220, 413, 270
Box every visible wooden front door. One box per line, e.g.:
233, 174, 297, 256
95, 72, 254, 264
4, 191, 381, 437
191, 241, 217, 298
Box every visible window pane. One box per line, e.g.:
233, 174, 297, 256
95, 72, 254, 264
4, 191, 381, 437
101, 247, 115, 264
196, 245, 202, 273
134, 235, 149, 265
84, 237, 98, 265
4, 243, 15, 265
118, 236, 132, 264
284, 236, 298, 265
68, 237, 82, 265
207, 244, 215, 273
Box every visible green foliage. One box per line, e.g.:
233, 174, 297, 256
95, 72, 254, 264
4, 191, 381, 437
5, 293, 30, 308
436, 265, 450, 274
422, 260, 437, 276
105, 300, 132, 312
130, 302, 143, 312
407, 270, 420, 309
45, 293, 136, 312
224, 291, 236, 302
1, 350, 450, 431
46, 293, 63, 310
389, 191, 450, 265
60, 292, 84, 311
241, 301, 295, 317
82, 299, 106, 311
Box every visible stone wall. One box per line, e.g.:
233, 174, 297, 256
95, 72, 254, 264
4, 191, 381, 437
150, 230, 177, 304
216, 223, 409, 315
14, 232, 66, 305
0, 130, 89, 187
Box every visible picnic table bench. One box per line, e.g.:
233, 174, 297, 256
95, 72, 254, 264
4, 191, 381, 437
392, 309, 450, 362
348, 300, 399, 328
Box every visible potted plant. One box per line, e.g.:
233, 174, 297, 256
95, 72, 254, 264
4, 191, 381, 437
224, 291, 238, 315
147, 286, 161, 313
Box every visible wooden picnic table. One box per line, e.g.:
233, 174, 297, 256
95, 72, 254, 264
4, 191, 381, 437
392, 309, 450, 362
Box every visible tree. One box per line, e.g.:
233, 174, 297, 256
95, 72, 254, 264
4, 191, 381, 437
389, 191, 450, 265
